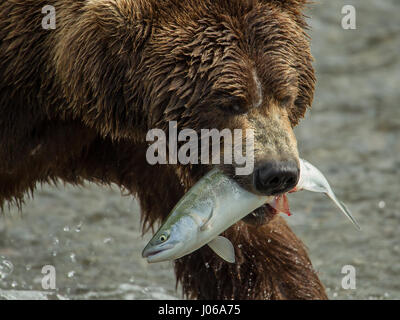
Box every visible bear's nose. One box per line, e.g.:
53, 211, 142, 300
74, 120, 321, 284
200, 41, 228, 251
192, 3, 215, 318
253, 160, 299, 196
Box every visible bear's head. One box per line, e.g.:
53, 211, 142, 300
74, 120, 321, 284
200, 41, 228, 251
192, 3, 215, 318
139, 0, 315, 195
55, 0, 314, 199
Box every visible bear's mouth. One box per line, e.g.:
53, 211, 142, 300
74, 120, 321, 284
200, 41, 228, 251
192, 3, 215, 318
246, 204, 277, 224
254, 203, 277, 216
242, 194, 292, 226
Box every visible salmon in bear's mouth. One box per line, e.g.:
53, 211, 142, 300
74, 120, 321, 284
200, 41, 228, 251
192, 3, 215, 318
143, 159, 361, 264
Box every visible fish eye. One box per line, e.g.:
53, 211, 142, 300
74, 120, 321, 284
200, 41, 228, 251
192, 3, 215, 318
159, 233, 168, 242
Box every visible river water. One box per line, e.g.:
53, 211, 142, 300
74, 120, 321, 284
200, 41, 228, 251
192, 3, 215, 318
0, 0, 399, 300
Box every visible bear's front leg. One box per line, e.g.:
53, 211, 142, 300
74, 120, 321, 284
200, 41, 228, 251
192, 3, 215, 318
174, 216, 327, 300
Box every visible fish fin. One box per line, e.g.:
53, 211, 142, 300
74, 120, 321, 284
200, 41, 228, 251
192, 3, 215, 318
189, 213, 204, 227
326, 193, 361, 231
207, 236, 235, 263
200, 206, 214, 231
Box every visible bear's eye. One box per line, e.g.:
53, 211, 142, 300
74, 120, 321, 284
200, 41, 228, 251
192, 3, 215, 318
279, 95, 293, 108
232, 104, 243, 113
213, 92, 248, 115
219, 103, 248, 115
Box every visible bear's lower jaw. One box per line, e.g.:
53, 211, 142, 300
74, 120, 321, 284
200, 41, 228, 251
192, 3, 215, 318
241, 204, 277, 227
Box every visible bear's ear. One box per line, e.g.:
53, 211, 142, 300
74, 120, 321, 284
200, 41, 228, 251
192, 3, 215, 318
259, 0, 310, 16
260, 0, 308, 6
53, 0, 154, 139
82, 0, 154, 52
257, 0, 311, 31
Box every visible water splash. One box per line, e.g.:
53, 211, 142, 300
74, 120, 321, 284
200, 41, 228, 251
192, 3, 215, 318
0, 256, 14, 280
75, 222, 83, 233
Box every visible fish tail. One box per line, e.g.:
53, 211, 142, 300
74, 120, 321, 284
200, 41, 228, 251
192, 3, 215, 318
326, 193, 361, 231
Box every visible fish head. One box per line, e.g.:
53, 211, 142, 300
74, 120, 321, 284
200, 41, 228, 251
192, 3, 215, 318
142, 215, 197, 263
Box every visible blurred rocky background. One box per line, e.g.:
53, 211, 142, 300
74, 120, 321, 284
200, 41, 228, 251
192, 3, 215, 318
0, 0, 399, 299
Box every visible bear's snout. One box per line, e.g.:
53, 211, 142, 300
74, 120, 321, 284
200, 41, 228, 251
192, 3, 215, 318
253, 160, 299, 196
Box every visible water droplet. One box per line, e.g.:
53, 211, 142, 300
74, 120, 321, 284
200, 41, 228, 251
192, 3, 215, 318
75, 222, 83, 233
384, 292, 390, 298
129, 276, 135, 283
70, 253, 76, 263
63, 226, 70, 232
267, 239, 271, 243
333, 292, 338, 298
205, 262, 210, 268
237, 244, 242, 248
378, 201, 386, 209
53, 238, 59, 246
11, 281, 18, 288
103, 237, 113, 244
67, 271, 75, 278
19, 280, 27, 289
25, 264, 32, 271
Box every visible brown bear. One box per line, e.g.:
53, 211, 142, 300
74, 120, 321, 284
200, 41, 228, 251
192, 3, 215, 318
0, 0, 327, 299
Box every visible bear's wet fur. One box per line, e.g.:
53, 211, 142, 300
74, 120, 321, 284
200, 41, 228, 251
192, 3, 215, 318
0, 0, 327, 299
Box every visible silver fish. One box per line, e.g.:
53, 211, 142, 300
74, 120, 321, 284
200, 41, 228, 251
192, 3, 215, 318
142, 159, 360, 263
142, 168, 273, 263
